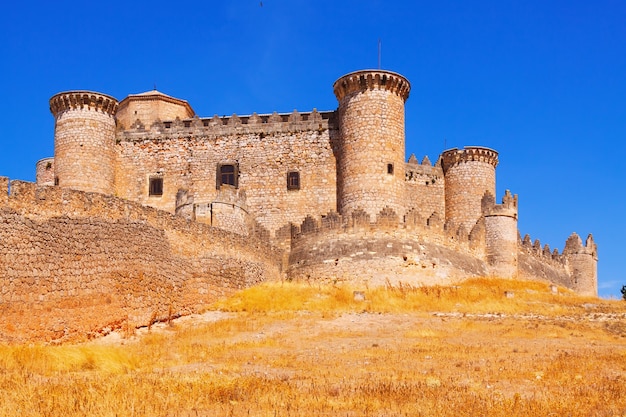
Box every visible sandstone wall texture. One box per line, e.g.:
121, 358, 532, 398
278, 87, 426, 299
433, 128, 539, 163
50, 92, 118, 194
2, 69, 599, 344
114, 111, 338, 237
35, 157, 55, 186
517, 232, 597, 297
404, 156, 445, 220
0, 180, 281, 343
287, 207, 488, 287
334, 70, 411, 221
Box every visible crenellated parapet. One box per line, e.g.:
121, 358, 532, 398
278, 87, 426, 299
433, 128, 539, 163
117, 109, 337, 141
441, 146, 499, 172
49, 91, 118, 118
289, 205, 484, 257
333, 70, 411, 102
482, 190, 518, 219
405, 154, 443, 182
517, 232, 598, 296
563, 232, 598, 258
520, 234, 566, 265
287, 206, 490, 285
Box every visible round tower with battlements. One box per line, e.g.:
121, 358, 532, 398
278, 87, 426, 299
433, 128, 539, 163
482, 190, 519, 278
49, 91, 118, 194
563, 233, 598, 296
333, 70, 411, 221
441, 147, 499, 232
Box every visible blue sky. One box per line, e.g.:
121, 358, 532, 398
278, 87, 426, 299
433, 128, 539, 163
1, 1, 624, 297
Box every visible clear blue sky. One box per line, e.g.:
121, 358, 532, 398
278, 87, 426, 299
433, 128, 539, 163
1, 1, 624, 297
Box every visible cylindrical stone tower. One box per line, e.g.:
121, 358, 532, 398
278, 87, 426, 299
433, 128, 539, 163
441, 147, 499, 232
563, 233, 598, 297
49, 91, 118, 194
35, 157, 55, 186
483, 190, 518, 278
333, 70, 411, 221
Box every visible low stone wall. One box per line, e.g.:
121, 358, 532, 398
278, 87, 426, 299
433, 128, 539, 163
288, 229, 488, 286
517, 252, 571, 288
0, 179, 282, 343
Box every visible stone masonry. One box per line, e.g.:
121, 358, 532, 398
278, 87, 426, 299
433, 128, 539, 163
0, 68, 598, 342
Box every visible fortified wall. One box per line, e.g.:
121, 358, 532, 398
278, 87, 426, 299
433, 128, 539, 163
1, 68, 598, 341
0, 178, 281, 342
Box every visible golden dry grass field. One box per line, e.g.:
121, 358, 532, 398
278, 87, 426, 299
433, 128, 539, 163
1, 278, 626, 416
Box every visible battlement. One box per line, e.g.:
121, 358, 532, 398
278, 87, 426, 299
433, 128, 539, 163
118, 109, 337, 139
520, 234, 566, 266
405, 154, 443, 180
441, 147, 499, 172
482, 190, 518, 218
289, 206, 485, 258
333, 70, 411, 102
49, 91, 118, 118
1, 179, 273, 249
563, 232, 598, 258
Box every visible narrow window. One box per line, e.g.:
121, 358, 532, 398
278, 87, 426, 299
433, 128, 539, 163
217, 164, 238, 188
387, 163, 394, 175
54, 177, 59, 186
149, 177, 163, 196
287, 171, 300, 190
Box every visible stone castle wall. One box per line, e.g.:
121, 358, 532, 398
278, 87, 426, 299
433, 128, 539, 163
114, 111, 338, 236
287, 207, 489, 286
404, 156, 445, 220
0, 178, 281, 343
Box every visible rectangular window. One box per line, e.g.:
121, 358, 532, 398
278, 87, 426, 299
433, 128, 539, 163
149, 177, 163, 196
217, 163, 238, 189
387, 163, 394, 175
287, 171, 300, 190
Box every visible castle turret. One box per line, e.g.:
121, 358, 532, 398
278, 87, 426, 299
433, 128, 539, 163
333, 70, 411, 221
563, 233, 598, 296
35, 157, 55, 186
441, 147, 498, 232
482, 190, 518, 278
49, 91, 118, 194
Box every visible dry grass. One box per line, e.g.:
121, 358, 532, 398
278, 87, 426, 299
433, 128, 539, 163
1, 278, 626, 416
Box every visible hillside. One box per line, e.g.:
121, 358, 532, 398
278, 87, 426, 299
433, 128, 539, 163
1, 278, 625, 416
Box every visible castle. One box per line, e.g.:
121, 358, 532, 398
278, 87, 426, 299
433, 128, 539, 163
0, 69, 597, 342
